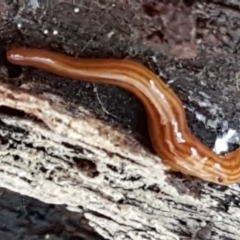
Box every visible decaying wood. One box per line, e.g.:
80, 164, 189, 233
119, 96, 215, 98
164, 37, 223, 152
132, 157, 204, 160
1, 0, 240, 239
0, 82, 239, 240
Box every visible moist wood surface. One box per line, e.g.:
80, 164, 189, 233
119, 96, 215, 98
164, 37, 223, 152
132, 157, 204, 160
0, 0, 240, 239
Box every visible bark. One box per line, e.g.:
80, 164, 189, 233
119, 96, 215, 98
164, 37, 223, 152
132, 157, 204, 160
0, 0, 240, 240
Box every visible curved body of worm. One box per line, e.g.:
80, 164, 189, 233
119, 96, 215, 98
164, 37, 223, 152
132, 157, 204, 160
7, 48, 240, 185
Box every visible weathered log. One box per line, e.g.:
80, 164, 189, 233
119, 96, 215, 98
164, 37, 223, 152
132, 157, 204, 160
1, 0, 240, 239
